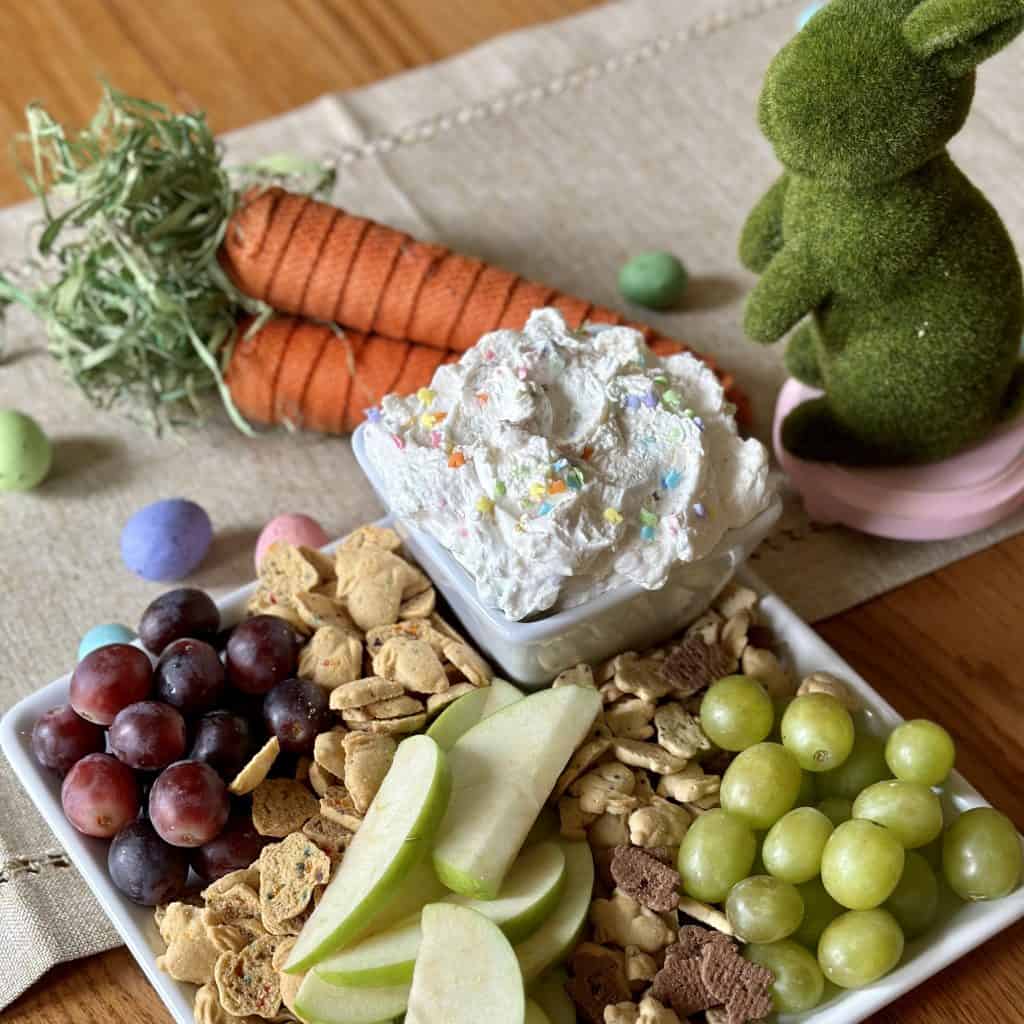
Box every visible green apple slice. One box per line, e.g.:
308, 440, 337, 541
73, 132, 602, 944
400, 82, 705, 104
447, 840, 566, 943
433, 687, 601, 899
525, 999, 553, 1024
426, 677, 524, 750
286, 735, 450, 972
528, 968, 575, 1024
314, 912, 421, 988
293, 971, 409, 1024
350, 855, 447, 942
516, 841, 595, 984
405, 904, 525, 1024
316, 841, 566, 987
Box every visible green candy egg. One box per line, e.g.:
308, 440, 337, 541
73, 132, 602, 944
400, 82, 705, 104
0, 409, 52, 492
618, 250, 689, 310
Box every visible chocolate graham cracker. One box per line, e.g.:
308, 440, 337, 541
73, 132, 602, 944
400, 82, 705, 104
610, 846, 681, 913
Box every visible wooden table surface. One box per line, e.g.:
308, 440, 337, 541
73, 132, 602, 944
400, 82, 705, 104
3, 2, 1022, 1022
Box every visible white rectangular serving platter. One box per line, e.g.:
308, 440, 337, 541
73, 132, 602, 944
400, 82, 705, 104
2, 540, 1022, 1024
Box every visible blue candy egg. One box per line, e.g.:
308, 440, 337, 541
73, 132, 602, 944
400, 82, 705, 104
121, 498, 213, 581
78, 622, 137, 662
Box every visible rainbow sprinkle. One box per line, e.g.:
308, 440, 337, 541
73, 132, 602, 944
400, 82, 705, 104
391, 434, 405, 450
566, 468, 585, 491
538, 501, 555, 516
661, 389, 681, 410
416, 387, 436, 407
448, 451, 466, 468
476, 496, 495, 517
640, 525, 656, 542
694, 502, 707, 518
549, 480, 567, 495
420, 412, 437, 430
604, 508, 624, 525
516, 366, 528, 380
639, 509, 659, 528
693, 416, 705, 432
476, 392, 490, 406
553, 458, 569, 472
661, 470, 682, 490
430, 430, 443, 448
643, 389, 659, 409
529, 482, 547, 501
581, 446, 594, 461
494, 481, 507, 497
366, 407, 381, 423
624, 395, 642, 412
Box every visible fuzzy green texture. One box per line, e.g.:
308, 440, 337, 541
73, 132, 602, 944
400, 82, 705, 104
741, 0, 1024, 464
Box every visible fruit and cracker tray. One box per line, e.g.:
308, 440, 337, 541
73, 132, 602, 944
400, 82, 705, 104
2, 522, 1023, 1024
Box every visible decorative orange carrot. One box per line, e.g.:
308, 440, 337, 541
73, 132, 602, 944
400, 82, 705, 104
225, 317, 462, 434
220, 187, 749, 421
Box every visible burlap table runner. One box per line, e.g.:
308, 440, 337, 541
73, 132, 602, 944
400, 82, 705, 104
2, 0, 1022, 1007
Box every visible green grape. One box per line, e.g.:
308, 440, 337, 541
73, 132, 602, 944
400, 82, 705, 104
781, 693, 855, 773
917, 832, 944, 871
725, 875, 804, 943
817, 796, 854, 827
762, 807, 834, 884
795, 770, 818, 807
942, 807, 1023, 901
770, 695, 793, 740
677, 808, 757, 903
821, 819, 905, 909
817, 732, 891, 800
700, 675, 774, 751
885, 719, 955, 787
884, 851, 940, 939
852, 779, 944, 850
793, 878, 843, 948
720, 743, 803, 830
818, 908, 905, 988
744, 939, 825, 1013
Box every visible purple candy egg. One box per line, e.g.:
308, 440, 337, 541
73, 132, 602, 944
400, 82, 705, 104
121, 499, 213, 582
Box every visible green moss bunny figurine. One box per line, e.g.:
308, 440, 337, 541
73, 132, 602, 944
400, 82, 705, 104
741, 0, 1024, 464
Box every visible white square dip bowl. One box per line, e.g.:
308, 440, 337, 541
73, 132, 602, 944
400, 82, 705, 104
353, 424, 781, 686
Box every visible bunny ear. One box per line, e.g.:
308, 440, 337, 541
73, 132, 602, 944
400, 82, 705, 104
904, 0, 1024, 76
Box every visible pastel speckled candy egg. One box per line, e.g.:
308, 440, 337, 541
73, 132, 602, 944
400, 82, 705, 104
78, 623, 137, 662
121, 498, 213, 581
618, 251, 689, 311
255, 513, 329, 569
0, 409, 52, 492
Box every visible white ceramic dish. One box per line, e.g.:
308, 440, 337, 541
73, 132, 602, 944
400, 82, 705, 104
353, 423, 783, 686
2, 550, 1022, 1024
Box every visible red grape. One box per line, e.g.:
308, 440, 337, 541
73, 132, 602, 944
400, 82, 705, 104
138, 588, 220, 655
189, 710, 254, 780
155, 638, 225, 716
191, 809, 269, 883
263, 678, 331, 754
108, 819, 190, 905
69, 644, 153, 726
149, 760, 229, 847
108, 701, 187, 771
32, 704, 105, 775
227, 615, 299, 695
61, 753, 140, 838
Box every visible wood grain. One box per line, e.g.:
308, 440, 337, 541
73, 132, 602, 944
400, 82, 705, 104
3, 2, 1023, 1023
